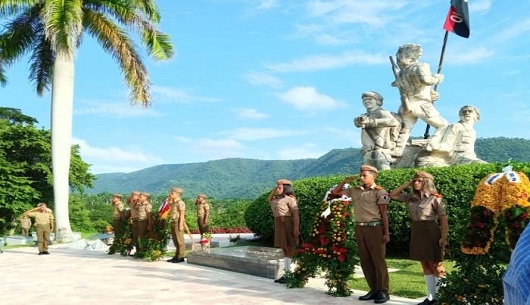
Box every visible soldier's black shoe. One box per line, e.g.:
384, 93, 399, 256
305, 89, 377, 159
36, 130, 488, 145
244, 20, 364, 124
43, 251, 50, 255
167, 257, 177, 262
358, 291, 376, 301
172, 258, 185, 263
274, 276, 286, 284
38, 252, 44, 255
374, 292, 390, 304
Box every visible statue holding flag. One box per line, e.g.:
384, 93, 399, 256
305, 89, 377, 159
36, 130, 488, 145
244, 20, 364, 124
390, 43, 448, 158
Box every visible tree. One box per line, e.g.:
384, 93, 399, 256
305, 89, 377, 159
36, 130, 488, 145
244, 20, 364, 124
0, 108, 95, 235
0, 0, 174, 242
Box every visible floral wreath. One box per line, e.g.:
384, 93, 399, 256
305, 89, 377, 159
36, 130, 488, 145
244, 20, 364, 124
285, 184, 358, 297
461, 166, 530, 255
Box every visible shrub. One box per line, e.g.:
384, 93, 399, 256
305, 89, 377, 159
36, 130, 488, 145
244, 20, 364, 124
244, 162, 530, 257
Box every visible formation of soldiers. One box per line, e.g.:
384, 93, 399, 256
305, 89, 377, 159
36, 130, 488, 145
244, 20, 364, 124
110, 188, 210, 262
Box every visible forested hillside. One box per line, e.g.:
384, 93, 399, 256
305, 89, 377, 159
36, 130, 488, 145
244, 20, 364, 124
89, 137, 530, 198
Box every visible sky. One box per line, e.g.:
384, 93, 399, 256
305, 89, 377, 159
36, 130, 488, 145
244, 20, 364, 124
2, 0, 530, 174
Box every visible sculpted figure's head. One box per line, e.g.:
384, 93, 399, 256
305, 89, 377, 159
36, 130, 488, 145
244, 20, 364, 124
396, 43, 422, 68
361, 91, 383, 112
459, 105, 480, 123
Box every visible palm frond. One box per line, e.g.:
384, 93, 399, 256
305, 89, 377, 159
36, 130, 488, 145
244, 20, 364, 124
29, 31, 54, 96
83, 10, 151, 106
0, 0, 39, 18
41, 0, 83, 57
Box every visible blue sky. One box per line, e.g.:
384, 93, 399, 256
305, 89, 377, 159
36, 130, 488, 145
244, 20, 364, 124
2, 0, 530, 174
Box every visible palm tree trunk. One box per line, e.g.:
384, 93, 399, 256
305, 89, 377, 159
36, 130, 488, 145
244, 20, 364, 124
51, 52, 75, 243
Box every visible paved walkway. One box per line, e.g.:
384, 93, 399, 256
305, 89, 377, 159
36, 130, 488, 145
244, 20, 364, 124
0, 242, 421, 305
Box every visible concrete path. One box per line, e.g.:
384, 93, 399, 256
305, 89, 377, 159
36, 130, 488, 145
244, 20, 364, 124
0, 242, 421, 305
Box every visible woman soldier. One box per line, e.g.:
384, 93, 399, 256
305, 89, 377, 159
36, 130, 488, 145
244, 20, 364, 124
389, 171, 448, 305
268, 179, 300, 284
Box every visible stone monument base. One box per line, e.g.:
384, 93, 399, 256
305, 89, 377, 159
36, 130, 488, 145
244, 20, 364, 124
186, 246, 283, 279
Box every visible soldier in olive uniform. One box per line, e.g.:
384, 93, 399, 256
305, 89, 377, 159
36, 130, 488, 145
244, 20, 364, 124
111, 194, 124, 239
390, 171, 448, 305
268, 179, 300, 284
19, 215, 32, 237
195, 194, 210, 241
135, 192, 153, 253
24, 203, 54, 255
167, 187, 186, 263
332, 165, 391, 304
127, 191, 141, 254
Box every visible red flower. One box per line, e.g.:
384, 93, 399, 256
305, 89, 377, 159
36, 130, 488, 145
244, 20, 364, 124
476, 222, 485, 229
319, 236, 329, 246
302, 243, 314, 249
513, 223, 520, 228
296, 248, 306, 253
338, 254, 346, 262
199, 239, 209, 245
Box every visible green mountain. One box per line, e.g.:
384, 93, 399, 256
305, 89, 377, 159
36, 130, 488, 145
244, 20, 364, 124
88, 137, 530, 198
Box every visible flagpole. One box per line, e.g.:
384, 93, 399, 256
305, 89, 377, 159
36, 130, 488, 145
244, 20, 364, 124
424, 30, 449, 139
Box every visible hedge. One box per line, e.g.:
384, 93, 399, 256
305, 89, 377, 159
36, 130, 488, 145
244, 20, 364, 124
245, 162, 530, 258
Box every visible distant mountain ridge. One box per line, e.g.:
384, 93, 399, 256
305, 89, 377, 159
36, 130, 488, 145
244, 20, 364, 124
89, 137, 530, 199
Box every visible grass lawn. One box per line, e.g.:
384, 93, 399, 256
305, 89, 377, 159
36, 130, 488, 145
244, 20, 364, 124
348, 258, 456, 299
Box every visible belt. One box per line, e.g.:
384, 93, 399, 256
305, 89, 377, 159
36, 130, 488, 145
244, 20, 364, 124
356, 221, 381, 227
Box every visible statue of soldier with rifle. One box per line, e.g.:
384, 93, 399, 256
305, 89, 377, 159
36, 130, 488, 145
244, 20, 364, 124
389, 43, 448, 158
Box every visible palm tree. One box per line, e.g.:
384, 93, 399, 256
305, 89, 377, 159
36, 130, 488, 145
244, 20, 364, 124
0, 0, 174, 242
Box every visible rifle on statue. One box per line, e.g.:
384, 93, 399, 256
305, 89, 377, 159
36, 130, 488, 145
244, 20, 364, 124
389, 56, 411, 115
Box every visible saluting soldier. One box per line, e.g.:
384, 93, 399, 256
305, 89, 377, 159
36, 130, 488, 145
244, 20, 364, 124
167, 187, 186, 263
23, 203, 54, 255
195, 194, 210, 241
135, 192, 153, 253
111, 194, 124, 238
268, 179, 300, 284
19, 215, 32, 237
127, 191, 141, 254
332, 165, 391, 304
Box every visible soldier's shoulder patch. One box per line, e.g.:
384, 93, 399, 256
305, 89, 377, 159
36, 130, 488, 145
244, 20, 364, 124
381, 194, 390, 201
433, 193, 443, 199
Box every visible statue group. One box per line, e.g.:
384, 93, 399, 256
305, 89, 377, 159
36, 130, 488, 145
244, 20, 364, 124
355, 43, 485, 170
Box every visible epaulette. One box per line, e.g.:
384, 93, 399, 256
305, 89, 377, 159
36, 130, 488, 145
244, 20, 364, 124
433, 193, 442, 199
374, 185, 384, 190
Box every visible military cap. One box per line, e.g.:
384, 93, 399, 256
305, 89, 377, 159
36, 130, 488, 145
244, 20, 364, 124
171, 187, 184, 194
277, 179, 293, 185
415, 171, 434, 180
361, 91, 383, 102
112, 193, 123, 199
197, 193, 208, 199
360, 165, 378, 173
131, 191, 140, 195
140, 192, 150, 198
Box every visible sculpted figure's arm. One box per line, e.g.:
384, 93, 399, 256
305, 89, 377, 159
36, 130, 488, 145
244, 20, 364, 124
417, 63, 443, 86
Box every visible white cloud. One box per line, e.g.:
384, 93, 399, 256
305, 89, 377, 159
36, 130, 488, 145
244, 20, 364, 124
305, 0, 408, 28
278, 86, 343, 111
255, 0, 278, 10
151, 85, 221, 103
470, 0, 492, 14
74, 102, 161, 118
265, 51, 385, 73
445, 46, 494, 64
233, 108, 269, 119
218, 127, 305, 141
277, 143, 327, 160
495, 19, 530, 42
72, 138, 164, 173
244, 72, 283, 88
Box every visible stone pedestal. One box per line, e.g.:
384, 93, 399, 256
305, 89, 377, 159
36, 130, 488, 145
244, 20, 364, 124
186, 246, 283, 279
392, 139, 430, 168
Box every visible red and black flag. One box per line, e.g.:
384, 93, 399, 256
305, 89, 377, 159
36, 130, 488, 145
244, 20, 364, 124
443, 0, 470, 38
